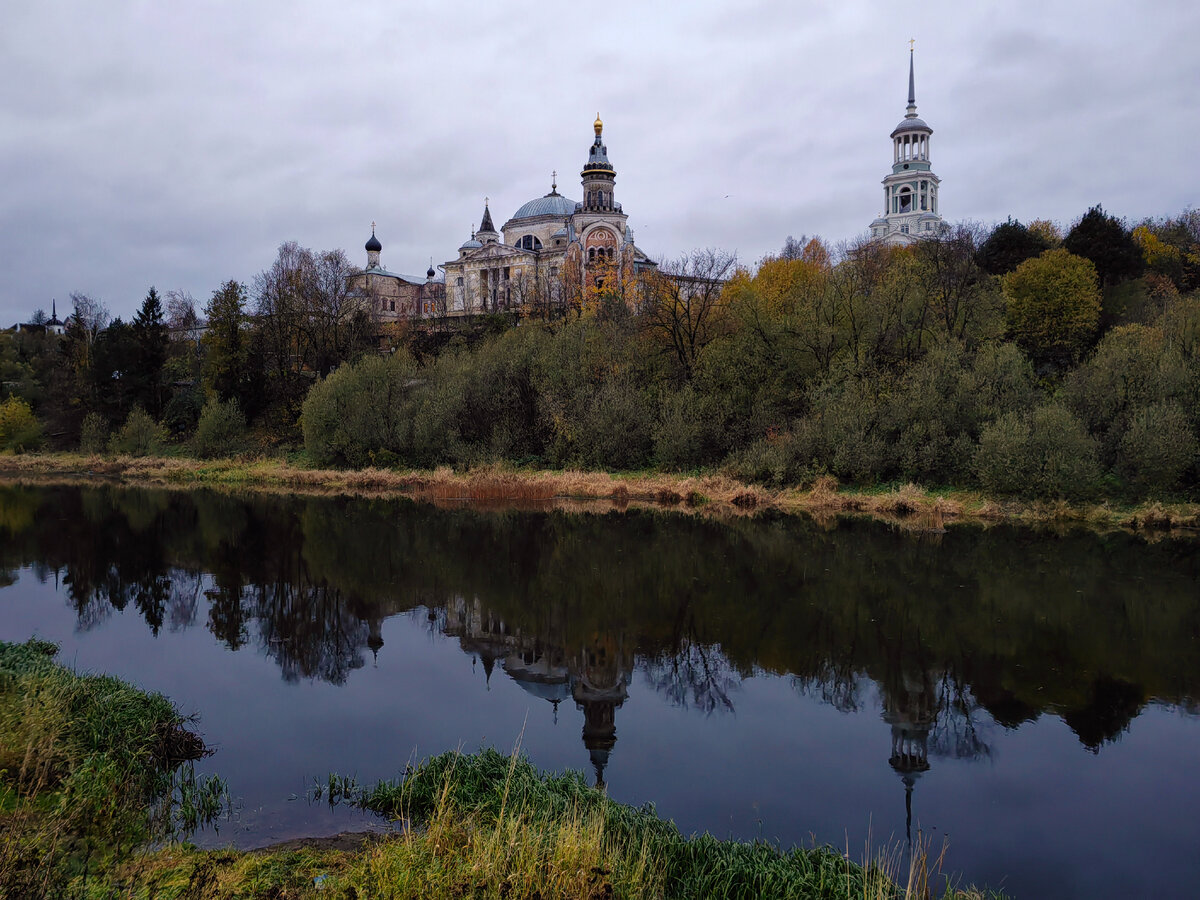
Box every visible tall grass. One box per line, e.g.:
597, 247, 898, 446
0, 639, 223, 895
309, 748, 1003, 900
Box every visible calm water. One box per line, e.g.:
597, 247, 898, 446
1, 483, 1198, 898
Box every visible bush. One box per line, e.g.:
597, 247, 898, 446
191, 396, 248, 459
975, 404, 1101, 499
653, 385, 728, 470
0, 396, 43, 452
108, 406, 168, 457
302, 351, 419, 467
162, 385, 204, 437
1117, 401, 1198, 495
79, 411, 109, 454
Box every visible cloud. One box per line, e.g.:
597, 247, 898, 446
1, 0, 1198, 324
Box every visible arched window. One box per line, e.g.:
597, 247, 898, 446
516, 235, 543, 251
898, 187, 912, 213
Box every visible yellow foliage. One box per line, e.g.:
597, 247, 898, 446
1027, 219, 1062, 246
752, 255, 828, 317
1132, 225, 1184, 272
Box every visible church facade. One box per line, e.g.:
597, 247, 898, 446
345, 225, 444, 323
440, 115, 656, 316
869, 50, 943, 245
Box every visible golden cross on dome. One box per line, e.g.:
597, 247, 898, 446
909, 38, 915, 51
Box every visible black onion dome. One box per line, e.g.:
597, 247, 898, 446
365, 230, 382, 252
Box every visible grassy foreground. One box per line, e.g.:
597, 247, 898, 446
0, 640, 1003, 899
0, 639, 219, 897
2, 451, 1199, 534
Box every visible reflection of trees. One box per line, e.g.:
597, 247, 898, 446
643, 639, 737, 715
249, 579, 368, 685
792, 662, 864, 713
0, 484, 1197, 760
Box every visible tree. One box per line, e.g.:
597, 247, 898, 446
1003, 249, 1101, 364
255, 242, 376, 422
915, 222, 1001, 346
91, 318, 139, 423
131, 287, 169, 417
639, 249, 737, 381
203, 280, 251, 406
976, 218, 1052, 276
1063, 205, 1143, 287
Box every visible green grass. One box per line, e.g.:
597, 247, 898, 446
0, 638, 222, 896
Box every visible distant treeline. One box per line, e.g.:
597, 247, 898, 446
2, 206, 1199, 500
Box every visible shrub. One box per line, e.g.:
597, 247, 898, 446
79, 411, 109, 454
162, 385, 204, 437
0, 396, 43, 452
975, 404, 1101, 499
191, 396, 248, 459
108, 406, 168, 457
653, 385, 728, 470
1117, 401, 1198, 495
302, 351, 419, 467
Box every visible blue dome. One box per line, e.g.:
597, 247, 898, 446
510, 193, 579, 220
460, 238, 482, 250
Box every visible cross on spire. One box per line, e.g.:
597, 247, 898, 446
909, 37, 915, 51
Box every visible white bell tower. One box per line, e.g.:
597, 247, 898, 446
870, 45, 943, 245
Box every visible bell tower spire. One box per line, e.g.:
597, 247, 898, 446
907, 42, 917, 115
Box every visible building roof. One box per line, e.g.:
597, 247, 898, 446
479, 203, 496, 234
363, 266, 439, 285
892, 116, 931, 137
510, 193, 579, 220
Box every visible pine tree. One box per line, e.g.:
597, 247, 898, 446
132, 287, 168, 417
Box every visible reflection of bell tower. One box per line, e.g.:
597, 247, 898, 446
366, 615, 384, 666
882, 670, 935, 845
572, 633, 631, 789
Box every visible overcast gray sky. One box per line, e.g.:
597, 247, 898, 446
2, 0, 1197, 325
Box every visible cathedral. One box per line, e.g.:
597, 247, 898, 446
869, 48, 943, 245
349, 115, 657, 321
442, 114, 657, 316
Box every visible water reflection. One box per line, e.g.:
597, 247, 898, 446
2, 483, 1198, 793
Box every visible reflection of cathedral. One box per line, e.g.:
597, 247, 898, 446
442, 596, 632, 787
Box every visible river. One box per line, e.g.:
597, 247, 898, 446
1, 482, 1197, 898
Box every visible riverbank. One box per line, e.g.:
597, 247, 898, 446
1, 451, 1198, 535
0, 640, 1001, 899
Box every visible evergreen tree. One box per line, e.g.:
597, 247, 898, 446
131, 286, 168, 417
1063, 205, 1144, 287
203, 280, 251, 408
976, 218, 1051, 276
